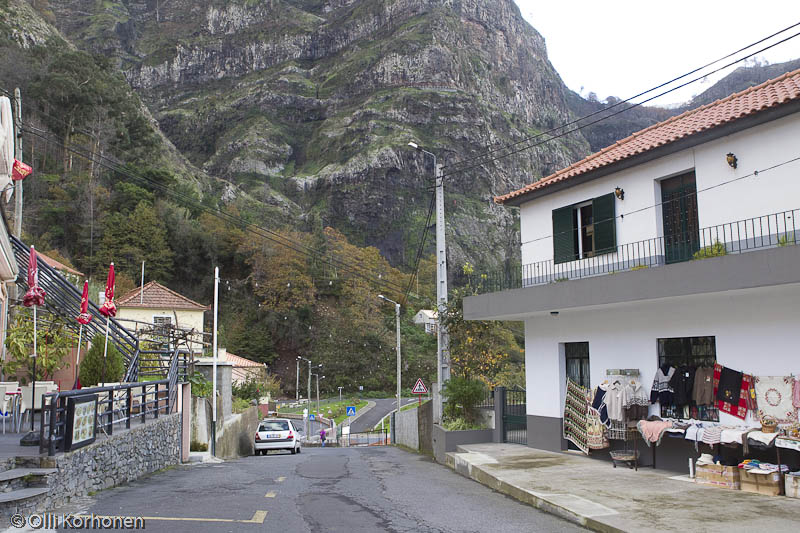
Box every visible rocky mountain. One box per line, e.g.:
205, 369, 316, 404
32, 0, 592, 272
6, 1, 800, 275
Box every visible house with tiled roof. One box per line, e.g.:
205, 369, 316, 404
464, 68, 800, 468
117, 281, 209, 353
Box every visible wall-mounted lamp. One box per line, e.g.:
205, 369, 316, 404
726, 152, 738, 169
614, 187, 625, 200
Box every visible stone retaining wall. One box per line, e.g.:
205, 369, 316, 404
41, 413, 181, 510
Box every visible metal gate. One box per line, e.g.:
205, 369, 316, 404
503, 386, 527, 445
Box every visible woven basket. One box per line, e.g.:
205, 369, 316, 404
761, 417, 778, 433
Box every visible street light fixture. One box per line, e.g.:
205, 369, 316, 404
379, 294, 402, 418
407, 141, 449, 423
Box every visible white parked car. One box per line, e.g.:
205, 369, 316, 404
255, 418, 301, 455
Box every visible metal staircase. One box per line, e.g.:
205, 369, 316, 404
10, 235, 141, 381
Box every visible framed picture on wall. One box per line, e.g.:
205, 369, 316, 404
65, 395, 98, 451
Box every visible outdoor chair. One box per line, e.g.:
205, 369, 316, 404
0, 386, 9, 434
19, 382, 59, 430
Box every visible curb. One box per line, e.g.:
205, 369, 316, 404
445, 452, 625, 533
345, 400, 376, 425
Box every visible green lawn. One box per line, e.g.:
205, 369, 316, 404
275, 398, 368, 424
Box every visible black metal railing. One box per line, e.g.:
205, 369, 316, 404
477, 389, 494, 409
456, 208, 799, 294
39, 346, 183, 456
11, 236, 141, 379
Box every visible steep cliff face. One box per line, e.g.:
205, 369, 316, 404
39, 0, 590, 270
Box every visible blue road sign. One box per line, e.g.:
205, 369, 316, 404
346, 406, 356, 417
309, 414, 315, 420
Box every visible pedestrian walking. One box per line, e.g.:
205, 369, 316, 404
319, 428, 326, 447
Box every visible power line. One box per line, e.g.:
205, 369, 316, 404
21, 124, 415, 298
443, 25, 800, 177
519, 155, 800, 247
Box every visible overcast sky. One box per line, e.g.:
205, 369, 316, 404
514, 1, 800, 106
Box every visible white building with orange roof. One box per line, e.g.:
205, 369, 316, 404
117, 281, 209, 354
464, 69, 800, 469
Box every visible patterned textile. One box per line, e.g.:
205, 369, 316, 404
793, 379, 800, 409
753, 376, 798, 423
586, 404, 609, 450
712, 364, 750, 420
563, 378, 589, 455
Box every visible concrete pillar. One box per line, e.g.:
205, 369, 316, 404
493, 387, 506, 444
432, 382, 440, 424
195, 360, 233, 423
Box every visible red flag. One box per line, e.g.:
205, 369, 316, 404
22, 245, 45, 307
76, 280, 92, 325
11, 159, 32, 181
99, 263, 116, 317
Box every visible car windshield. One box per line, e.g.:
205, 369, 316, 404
259, 421, 290, 432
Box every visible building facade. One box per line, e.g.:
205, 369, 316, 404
464, 69, 800, 470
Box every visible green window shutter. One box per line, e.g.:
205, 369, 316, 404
592, 192, 616, 254
552, 206, 576, 264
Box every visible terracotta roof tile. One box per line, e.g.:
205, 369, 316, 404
496, 68, 800, 204
117, 281, 209, 311
224, 352, 262, 368
39, 252, 84, 278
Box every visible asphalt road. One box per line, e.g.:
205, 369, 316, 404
349, 398, 417, 433
53, 447, 584, 533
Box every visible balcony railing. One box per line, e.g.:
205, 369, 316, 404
456, 208, 799, 295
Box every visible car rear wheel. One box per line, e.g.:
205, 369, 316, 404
290, 447, 296, 454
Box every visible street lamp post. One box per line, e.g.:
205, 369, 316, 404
296, 358, 300, 401
379, 294, 402, 416
408, 142, 449, 423
312, 373, 325, 417
338, 386, 343, 403
297, 356, 312, 407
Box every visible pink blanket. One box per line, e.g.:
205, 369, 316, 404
637, 420, 673, 446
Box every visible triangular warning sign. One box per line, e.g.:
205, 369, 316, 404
411, 378, 428, 394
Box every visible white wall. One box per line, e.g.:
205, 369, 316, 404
117, 307, 206, 351
524, 283, 800, 425
519, 112, 800, 267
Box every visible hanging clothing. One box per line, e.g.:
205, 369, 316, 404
0, 96, 14, 184
603, 381, 626, 423
586, 404, 609, 450
650, 365, 675, 405
669, 366, 695, 407
716, 366, 743, 405
591, 385, 610, 428
623, 381, 649, 420
563, 378, 589, 454
693, 366, 715, 406
714, 370, 751, 421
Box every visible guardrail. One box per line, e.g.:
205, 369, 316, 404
39, 346, 183, 456
455, 208, 799, 294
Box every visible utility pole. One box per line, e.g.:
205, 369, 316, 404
296, 358, 300, 401
435, 161, 450, 423
211, 267, 219, 457
13, 88, 22, 237
307, 360, 311, 411
408, 142, 448, 423
379, 295, 402, 417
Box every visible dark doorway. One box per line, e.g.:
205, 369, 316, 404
565, 342, 590, 389
661, 172, 700, 263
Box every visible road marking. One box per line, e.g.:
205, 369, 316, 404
265, 491, 277, 498
276, 476, 286, 483
78, 511, 268, 524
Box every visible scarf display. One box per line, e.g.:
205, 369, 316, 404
563, 378, 589, 455
753, 376, 798, 424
